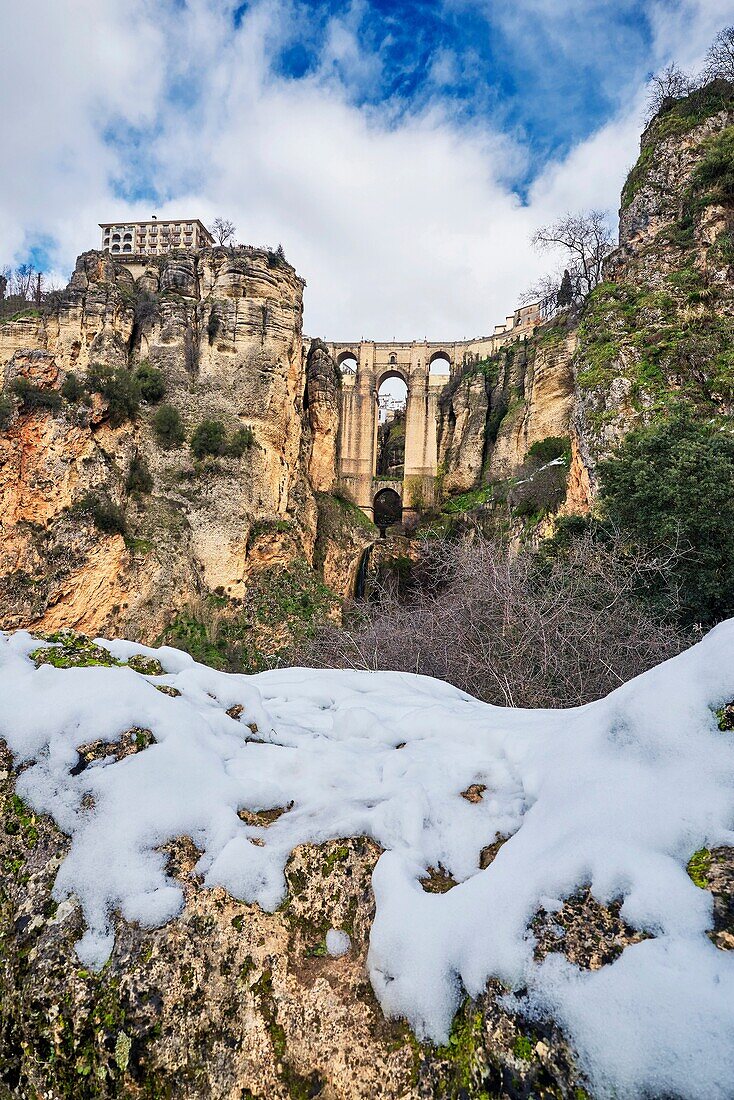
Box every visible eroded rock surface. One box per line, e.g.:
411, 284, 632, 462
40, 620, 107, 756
0, 740, 600, 1100
0, 250, 371, 652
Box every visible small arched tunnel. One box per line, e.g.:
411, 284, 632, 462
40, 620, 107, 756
373, 488, 403, 533
336, 350, 358, 375
428, 350, 451, 376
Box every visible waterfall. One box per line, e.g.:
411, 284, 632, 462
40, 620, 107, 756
354, 545, 373, 599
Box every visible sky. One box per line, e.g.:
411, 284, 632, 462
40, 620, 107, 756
1, 0, 733, 340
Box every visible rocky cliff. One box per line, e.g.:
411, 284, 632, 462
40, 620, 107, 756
571, 78, 734, 492
435, 78, 734, 519
0, 249, 366, 656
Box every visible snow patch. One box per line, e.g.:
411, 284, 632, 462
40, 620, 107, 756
326, 928, 351, 957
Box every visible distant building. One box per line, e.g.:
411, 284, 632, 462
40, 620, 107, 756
492, 301, 542, 342
99, 219, 214, 256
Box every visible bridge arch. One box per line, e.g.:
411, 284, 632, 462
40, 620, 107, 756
373, 487, 402, 532
376, 367, 408, 390
331, 340, 444, 521
428, 350, 451, 375
336, 350, 358, 374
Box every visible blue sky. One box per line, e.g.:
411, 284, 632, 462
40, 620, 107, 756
1, 0, 732, 337
266, 0, 655, 174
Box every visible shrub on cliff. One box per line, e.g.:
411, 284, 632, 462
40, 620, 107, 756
153, 404, 185, 449
526, 436, 571, 465
85, 363, 141, 427
71, 493, 127, 536
190, 419, 227, 459
10, 377, 62, 414
135, 362, 165, 403
227, 426, 255, 456
126, 455, 153, 495
0, 392, 14, 428
598, 408, 734, 627
690, 125, 734, 204
60, 372, 85, 403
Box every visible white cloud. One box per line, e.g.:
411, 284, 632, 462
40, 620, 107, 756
1, 0, 732, 339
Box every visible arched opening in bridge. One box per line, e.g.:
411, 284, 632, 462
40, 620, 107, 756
337, 352, 358, 375
373, 488, 402, 536
376, 372, 407, 478
429, 351, 451, 376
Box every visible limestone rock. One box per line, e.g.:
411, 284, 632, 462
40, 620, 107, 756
0, 247, 357, 647
305, 339, 339, 492
437, 370, 489, 495
0, 742, 592, 1099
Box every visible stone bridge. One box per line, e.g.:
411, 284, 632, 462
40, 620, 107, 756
322, 301, 540, 522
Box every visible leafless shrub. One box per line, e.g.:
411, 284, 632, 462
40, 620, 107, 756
702, 26, 734, 83
508, 461, 568, 517
645, 63, 695, 121
294, 531, 692, 709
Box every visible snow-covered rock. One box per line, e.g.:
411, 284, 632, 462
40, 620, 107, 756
1, 624, 734, 1099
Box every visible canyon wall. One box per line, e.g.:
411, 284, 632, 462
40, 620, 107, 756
436, 79, 734, 516
2, 80, 733, 645
0, 249, 365, 649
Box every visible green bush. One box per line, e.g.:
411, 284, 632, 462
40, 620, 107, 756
126, 455, 153, 494
85, 363, 141, 426
690, 125, 734, 204
227, 426, 255, 456
60, 372, 85, 403
598, 408, 734, 626
72, 493, 127, 536
526, 436, 571, 465
0, 391, 14, 428
190, 419, 227, 459
487, 397, 509, 444
10, 377, 62, 414
152, 404, 185, 449
136, 362, 165, 403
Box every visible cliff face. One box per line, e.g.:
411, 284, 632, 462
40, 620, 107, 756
436, 327, 577, 502
571, 79, 734, 490
0, 249, 354, 647
304, 338, 339, 492
435, 80, 734, 515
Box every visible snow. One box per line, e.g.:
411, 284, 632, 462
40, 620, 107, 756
1, 624, 734, 1098
326, 928, 351, 957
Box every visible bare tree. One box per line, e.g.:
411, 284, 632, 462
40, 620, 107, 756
524, 211, 614, 310
518, 271, 562, 310
209, 218, 236, 247
292, 531, 691, 710
645, 62, 694, 120
703, 26, 734, 83
11, 264, 35, 300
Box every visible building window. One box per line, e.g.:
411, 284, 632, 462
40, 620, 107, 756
123, 244, 132, 252
111, 245, 120, 253
112, 233, 121, 241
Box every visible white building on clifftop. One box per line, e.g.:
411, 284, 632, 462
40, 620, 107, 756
99, 219, 213, 256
